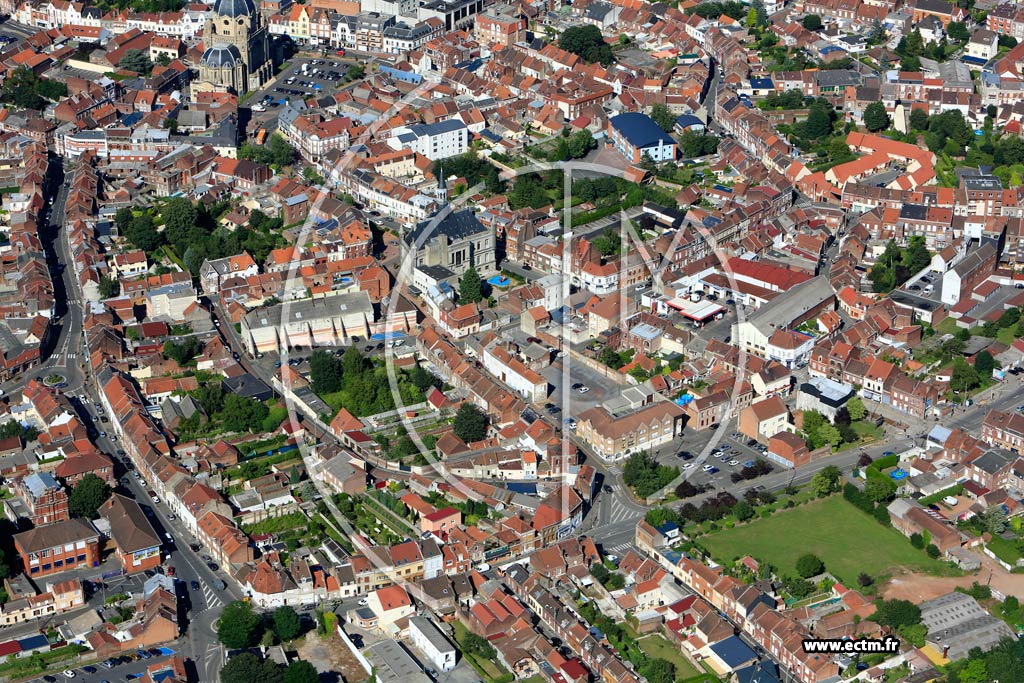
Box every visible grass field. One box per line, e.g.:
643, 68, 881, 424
637, 634, 701, 680
700, 496, 950, 584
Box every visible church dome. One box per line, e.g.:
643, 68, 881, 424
200, 43, 242, 67
213, 0, 255, 18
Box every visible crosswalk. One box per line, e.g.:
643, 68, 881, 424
606, 500, 643, 524
606, 542, 634, 555
195, 582, 223, 613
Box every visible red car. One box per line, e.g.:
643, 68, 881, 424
166, 566, 175, 577
336, 49, 346, 56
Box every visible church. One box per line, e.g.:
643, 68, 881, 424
196, 0, 273, 95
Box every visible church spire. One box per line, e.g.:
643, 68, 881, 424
435, 163, 448, 204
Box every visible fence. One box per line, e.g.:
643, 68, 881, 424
336, 623, 373, 676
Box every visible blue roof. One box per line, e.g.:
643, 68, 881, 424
820, 45, 846, 55
675, 114, 704, 128
18, 635, 49, 651
749, 77, 774, 89
507, 483, 537, 494
609, 112, 675, 149
961, 55, 988, 66
709, 636, 757, 668
656, 521, 680, 534
735, 661, 782, 683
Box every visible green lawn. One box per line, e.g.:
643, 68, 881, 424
700, 497, 950, 584
637, 634, 701, 680
935, 317, 960, 335
987, 536, 1023, 565
453, 621, 511, 682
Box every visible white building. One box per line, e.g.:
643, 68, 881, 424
408, 616, 457, 672
239, 290, 375, 354
388, 119, 468, 160
481, 343, 548, 402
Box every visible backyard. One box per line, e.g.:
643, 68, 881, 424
637, 633, 702, 680
700, 496, 952, 584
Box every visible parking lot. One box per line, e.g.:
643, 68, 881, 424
677, 431, 774, 488
25, 649, 177, 683
248, 57, 355, 126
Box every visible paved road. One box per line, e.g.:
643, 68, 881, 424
0, 159, 85, 401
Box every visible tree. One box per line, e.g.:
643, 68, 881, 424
909, 108, 930, 132
733, 500, 755, 522
69, 474, 111, 519
283, 661, 319, 683
124, 212, 164, 253
864, 102, 890, 132
98, 274, 120, 298
947, 21, 970, 43
802, 14, 822, 30
811, 465, 842, 497
795, 553, 825, 578
909, 532, 925, 549
857, 572, 874, 587
220, 394, 270, 433
220, 653, 283, 683
1, 67, 48, 110
240, 133, 297, 167
846, 396, 866, 421
819, 424, 842, 448
590, 563, 610, 583
559, 25, 614, 65
679, 130, 720, 157
975, 350, 995, 377
161, 197, 199, 249
639, 659, 675, 683
217, 600, 264, 649
926, 543, 940, 558
273, 605, 302, 642
453, 403, 488, 443
979, 506, 1008, 535
649, 103, 676, 132
163, 337, 200, 366
462, 632, 496, 659
119, 49, 153, 74
804, 99, 835, 139
871, 599, 922, 628
950, 357, 980, 394
459, 266, 483, 303
567, 128, 596, 158
865, 476, 897, 503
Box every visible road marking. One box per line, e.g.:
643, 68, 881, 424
608, 503, 642, 524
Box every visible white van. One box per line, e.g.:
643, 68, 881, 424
923, 284, 934, 294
